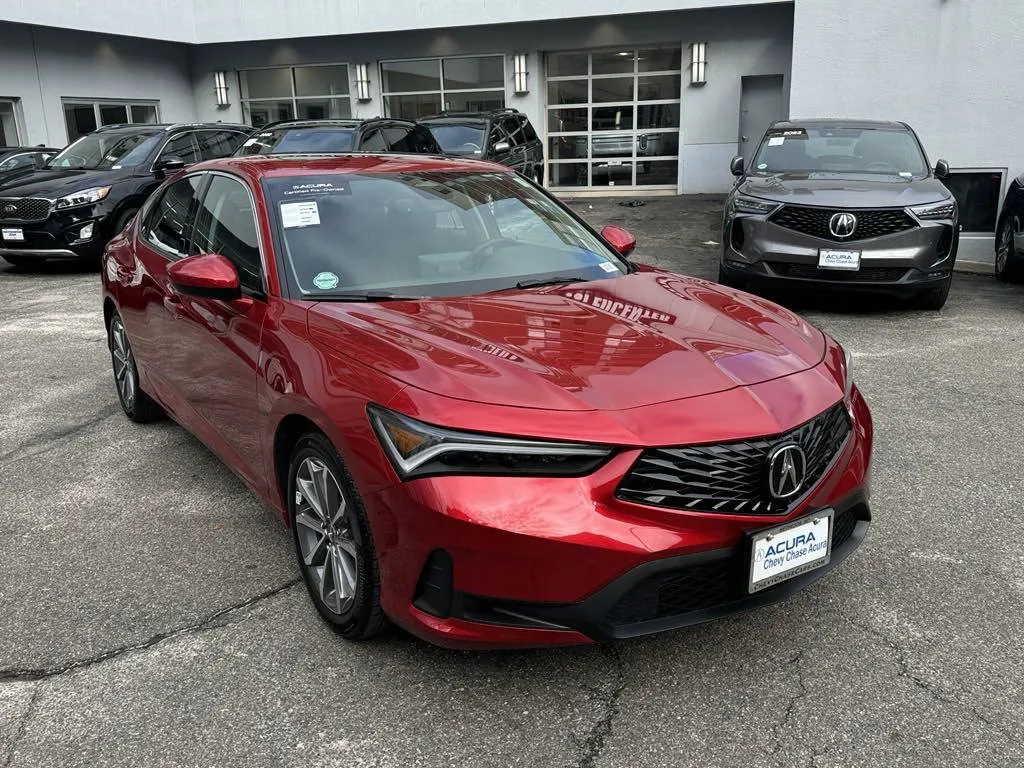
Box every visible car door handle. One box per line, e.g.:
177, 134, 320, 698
163, 294, 184, 318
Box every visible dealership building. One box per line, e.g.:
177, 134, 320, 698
0, 0, 1019, 265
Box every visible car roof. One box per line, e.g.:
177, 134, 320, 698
0, 146, 60, 153
93, 122, 252, 134
771, 118, 910, 131
191, 153, 509, 180
420, 115, 489, 125
258, 118, 419, 131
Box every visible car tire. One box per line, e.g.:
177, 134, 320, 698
995, 217, 1023, 282
113, 207, 139, 237
108, 312, 163, 422
717, 264, 745, 290
288, 432, 388, 641
915, 275, 952, 310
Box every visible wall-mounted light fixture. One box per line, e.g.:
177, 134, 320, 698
689, 42, 707, 86
513, 53, 529, 94
214, 70, 230, 107
355, 63, 372, 101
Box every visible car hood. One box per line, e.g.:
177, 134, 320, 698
738, 173, 950, 208
0, 168, 126, 197
307, 271, 826, 411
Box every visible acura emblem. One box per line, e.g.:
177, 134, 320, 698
766, 443, 807, 500
2, 204, 15, 215
829, 212, 857, 239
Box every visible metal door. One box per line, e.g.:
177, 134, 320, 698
738, 75, 786, 156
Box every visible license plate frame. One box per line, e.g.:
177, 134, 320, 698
817, 248, 861, 271
748, 510, 834, 593
1, 227, 25, 242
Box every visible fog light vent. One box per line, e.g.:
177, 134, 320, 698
412, 549, 453, 618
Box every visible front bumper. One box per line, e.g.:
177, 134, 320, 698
366, 389, 873, 649
0, 207, 106, 260
721, 207, 958, 295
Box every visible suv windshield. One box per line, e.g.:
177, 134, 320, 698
264, 170, 627, 299
239, 127, 358, 156
752, 126, 929, 178
425, 124, 486, 156
48, 131, 158, 170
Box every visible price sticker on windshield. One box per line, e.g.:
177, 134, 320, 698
280, 201, 321, 229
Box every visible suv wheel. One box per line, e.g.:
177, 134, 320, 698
995, 217, 1022, 282
915, 275, 952, 310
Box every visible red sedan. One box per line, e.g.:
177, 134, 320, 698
101, 154, 872, 649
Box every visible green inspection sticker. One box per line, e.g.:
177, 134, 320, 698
312, 271, 340, 290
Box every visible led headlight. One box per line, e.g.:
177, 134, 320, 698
54, 186, 111, 211
368, 405, 614, 479
732, 195, 779, 215
909, 199, 956, 220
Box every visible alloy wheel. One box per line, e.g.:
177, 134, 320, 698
996, 220, 1014, 273
110, 318, 136, 409
294, 457, 359, 615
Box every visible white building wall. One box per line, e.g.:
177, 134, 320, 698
189, 4, 793, 193
0, 23, 197, 146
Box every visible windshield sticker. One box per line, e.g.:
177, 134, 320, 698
312, 271, 340, 290
766, 128, 808, 140
280, 201, 321, 229
899, 171, 913, 178
757, 163, 768, 170
767, 137, 785, 147
599, 261, 620, 273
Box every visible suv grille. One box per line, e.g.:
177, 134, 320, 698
0, 198, 52, 222
769, 262, 909, 282
616, 403, 851, 515
605, 504, 862, 626
770, 205, 916, 241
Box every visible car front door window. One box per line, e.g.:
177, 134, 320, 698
142, 175, 204, 257
158, 132, 201, 166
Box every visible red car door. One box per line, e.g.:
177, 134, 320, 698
162, 171, 269, 494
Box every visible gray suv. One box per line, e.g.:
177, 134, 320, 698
719, 119, 958, 309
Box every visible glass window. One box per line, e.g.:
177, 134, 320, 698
64, 104, 97, 141
637, 104, 679, 130
243, 101, 295, 128
131, 104, 158, 124
426, 123, 486, 156
547, 53, 588, 77
592, 51, 634, 75
160, 132, 201, 165
263, 171, 627, 298
0, 153, 37, 172
637, 75, 681, 101
192, 175, 262, 292
196, 130, 249, 161
143, 175, 204, 257
638, 48, 682, 72
99, 104, 129, 125
442, 56, 504, 90
381, 60, 441, 93
384, 94, 442, 120
944, 171, 1003, 233
501, 117, 523, 146
0, 101, 21, 147
240, 68, 294, 100
360, 130, 387, 152
293, 65, 350, 97
444, 92, 505, 113
296, 98, 351, 120
383, 126, 437, 154
49, 131, 158, 170
592, 78, 634, 103
521, 117, 538, 143
548, 80, 588, 105
239, 126, 358, 155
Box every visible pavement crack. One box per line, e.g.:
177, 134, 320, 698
769, 650, 810, 762
0, 404, 120, 468
2, 687, 38, 768
0, 578, 301, 683
570, 643, 626, 768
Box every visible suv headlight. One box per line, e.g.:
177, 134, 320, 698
54, 186, 111, 211
909, 200, 956, 220
368, 405, 614, 479
732, 195, 779, 215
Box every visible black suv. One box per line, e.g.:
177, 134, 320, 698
0, 122, 251, 267
236, 118, 442, 156
421, 108, 545, 184
0, 147, 60, 182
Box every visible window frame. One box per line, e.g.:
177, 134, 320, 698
238, 63, 354, 128
0, 98, 25, 147
380, 54, 507, 119
189, 170, 268, 297
140, 172, 207, 260
60, 98, 161, 143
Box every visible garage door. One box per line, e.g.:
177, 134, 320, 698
546, 48, 682, 190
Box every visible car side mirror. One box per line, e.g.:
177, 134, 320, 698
934, 159, 950, 179
167, 253, 241, 301
601, 224, 637, 257
730, 155, 745, 177
155, 155, 187, 176
493, 140, 511, 152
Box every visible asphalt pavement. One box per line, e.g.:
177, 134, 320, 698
1, 196, 1022, 767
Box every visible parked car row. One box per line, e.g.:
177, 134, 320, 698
0, 108, 543, 268
720, 117, 1024, 309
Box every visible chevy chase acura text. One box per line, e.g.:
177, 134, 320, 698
720, 119, 958, 310
102, 152, 872, 649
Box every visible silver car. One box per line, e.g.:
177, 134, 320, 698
719, 119, 958, 309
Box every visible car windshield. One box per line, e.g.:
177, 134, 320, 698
47, 131, 158, 170
751, 126, 929, 178
264, 170, 628, 299
426, 124, 486, 156
239, 127, 358, 155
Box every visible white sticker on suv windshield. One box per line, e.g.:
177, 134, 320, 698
312, 271, 340, 290
599, 262, 619, 273
767, 137, 785, 146
280, 201, 320, 229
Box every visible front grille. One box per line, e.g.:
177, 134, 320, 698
0, 198, 52, 222
770, 205, 916, 241
769, 262, 909, 282
605, 505, 861, 626
616, 402, 850, 515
